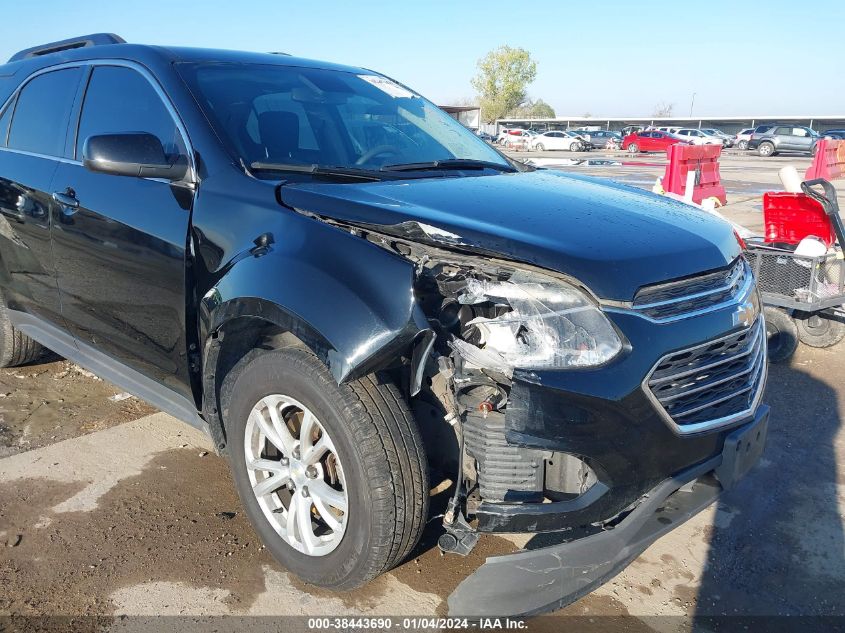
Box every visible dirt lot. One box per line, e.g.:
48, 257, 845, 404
0, 355, 155, 458
0, 150, 843, 631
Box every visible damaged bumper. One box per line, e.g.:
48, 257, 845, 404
447, 405, 769, 617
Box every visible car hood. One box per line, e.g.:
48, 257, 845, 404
278, 170, 739, 301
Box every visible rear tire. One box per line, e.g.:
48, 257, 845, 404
794, 310, 845, 348
737, 140, 749, 150
0, 289, 44, 367
758, 142, 775, 157
764, 307, 798, 363
222, 346, 428, 590
535, 143, 545, 151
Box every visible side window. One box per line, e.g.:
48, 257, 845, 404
8, 67, 82, 157
76, 66, 185, 160
0, 98, 12, 147
773, 127, 790, 135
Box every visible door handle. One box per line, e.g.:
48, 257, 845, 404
52, 190, 79, 217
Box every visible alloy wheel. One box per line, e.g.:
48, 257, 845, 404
245, 394, 348, 556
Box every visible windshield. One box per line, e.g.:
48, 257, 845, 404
178, 62, 509, 177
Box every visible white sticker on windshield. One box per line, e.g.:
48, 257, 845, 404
358, 75, 416, 99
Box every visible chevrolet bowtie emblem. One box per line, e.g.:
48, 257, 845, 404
734, 300, 758, 328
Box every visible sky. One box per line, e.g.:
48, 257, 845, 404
1, 0, 842, 118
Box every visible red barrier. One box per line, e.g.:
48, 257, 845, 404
805, 139, 845, 181
662, 144, 727, 205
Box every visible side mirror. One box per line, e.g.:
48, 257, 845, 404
82, 133, 189, 181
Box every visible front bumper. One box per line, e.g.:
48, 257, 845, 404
448, 405, 769, 617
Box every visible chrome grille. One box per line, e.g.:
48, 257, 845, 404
645, 318, 767, 434
633, 258, 749, 321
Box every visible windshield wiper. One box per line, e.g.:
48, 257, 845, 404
380, 159, 517, 173
249, 162, 385, 182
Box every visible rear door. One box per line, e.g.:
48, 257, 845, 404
50, 63, 196, 400
0, 66, 83, 326
772, 127, 795, 150
792, 127, 814, 153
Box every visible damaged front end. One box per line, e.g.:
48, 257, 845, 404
294, 214, 769, 617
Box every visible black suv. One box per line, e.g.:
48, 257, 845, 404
0, 34, 769, 616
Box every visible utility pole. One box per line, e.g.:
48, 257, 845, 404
689, 92, 697, 118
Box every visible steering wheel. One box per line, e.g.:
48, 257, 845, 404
355, 145, 401, 166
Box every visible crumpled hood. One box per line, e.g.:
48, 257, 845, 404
279, 170, 740, 300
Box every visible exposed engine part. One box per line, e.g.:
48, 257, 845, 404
438, 499, 479, 556
463, 409, 544, 503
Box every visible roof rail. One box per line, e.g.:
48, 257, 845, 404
8, 33, 126, 63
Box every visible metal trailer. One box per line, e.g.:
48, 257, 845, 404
745, 179, 845, 361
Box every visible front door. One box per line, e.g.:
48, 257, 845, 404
50, 64, 196, 400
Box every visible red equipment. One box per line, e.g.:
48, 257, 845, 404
662, 143, 727, 205
763, 192, 835, 247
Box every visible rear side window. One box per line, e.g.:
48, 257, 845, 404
7, 67, 82, 157
76, 66, 185, 160
0, 99, 12, 147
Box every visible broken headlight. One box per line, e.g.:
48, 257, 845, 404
451, 269, 622, 372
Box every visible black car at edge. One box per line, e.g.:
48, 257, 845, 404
0, 34, 769, 617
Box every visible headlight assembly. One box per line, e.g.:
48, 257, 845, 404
450, 269, 622, 373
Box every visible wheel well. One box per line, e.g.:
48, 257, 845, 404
201, 316, 312, 454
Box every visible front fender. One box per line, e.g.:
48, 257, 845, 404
199, 222, 428, 384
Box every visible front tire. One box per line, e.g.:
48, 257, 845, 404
764, 307, 798, 363
738, 140, 749, 150
222, 346, 428, 590
626, 142, 639, 153
535, 143, 545, 151
0, 288, 44, 367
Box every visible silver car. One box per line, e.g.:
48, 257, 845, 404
748, 125, 821, 157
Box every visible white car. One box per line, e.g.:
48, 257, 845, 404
529, 130, 584, 152
674, 128, 724, 146
735, 128, 755, 150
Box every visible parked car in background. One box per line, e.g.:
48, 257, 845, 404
674, 128, 725, 146
735, 128, 755, 150
702, 128, 735, 147
823, 129, 845, 140
748, 125, 821, 157
475, 130, 496, 143
654, 126, 682, 135
623, 130, 688, 154
529, 130, 585, 152
575, 129, 622, 148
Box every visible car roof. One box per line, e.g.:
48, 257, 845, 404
0, 41, 370, 78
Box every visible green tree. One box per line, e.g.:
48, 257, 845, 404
510, 98, 556, 119
471, 46, 538, 124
